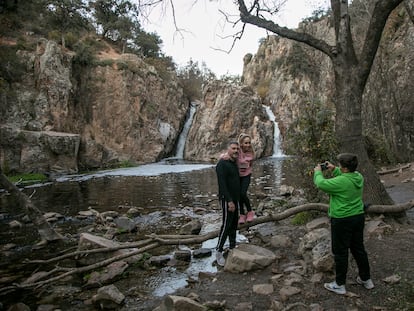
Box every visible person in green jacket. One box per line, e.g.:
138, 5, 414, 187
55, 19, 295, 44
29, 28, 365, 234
313, 153, 374, 295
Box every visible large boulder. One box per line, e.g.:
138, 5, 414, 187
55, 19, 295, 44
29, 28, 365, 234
224, 243, 277, 273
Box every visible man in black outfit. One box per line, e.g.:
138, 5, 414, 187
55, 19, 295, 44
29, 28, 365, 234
215, 141, 241, 266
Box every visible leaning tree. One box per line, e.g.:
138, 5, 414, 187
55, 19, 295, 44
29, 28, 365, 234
236, 0, 407, 205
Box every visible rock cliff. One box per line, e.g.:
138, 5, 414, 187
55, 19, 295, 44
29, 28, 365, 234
1, 39, 275, 175
185, 81, 274, 161
1, 39, 189, 174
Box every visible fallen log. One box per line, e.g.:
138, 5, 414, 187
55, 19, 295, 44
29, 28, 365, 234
377, 163, 411, 175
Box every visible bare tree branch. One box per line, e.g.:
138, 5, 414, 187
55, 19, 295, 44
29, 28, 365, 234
237, 0, 336, 57
358, 0, 405, 88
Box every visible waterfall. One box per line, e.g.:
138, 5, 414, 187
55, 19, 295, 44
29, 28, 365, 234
175, 102, 197, 158
263, 105, 284, 157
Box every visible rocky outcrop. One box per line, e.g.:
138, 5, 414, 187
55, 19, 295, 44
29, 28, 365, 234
0, 39, 189, 174
185, 81, 274, 161
242, 12, 414, 162
0, 127, 80, 174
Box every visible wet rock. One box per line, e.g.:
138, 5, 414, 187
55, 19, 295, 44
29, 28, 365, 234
254, 222, 279, 243
280, 261, 305, 274
234, 301, 252, 311
297, 228, 330, 255
193, 248, 212, 258
77, 233, 142, 265
78, 210, 95, 217
155, 295, 207, 311
36, 304, 59, 311
278, 185, 294, 196
198, 271, 216, 280
382, 274, 401, 284
310, 303, 324, 311
86, 261, 129, 288
21, 215, 31, 223
279, 285, 301, 301
174, 250, 191, 262
92, 284, 125, 309
8, 220, 23, 229
179, 219, 202, 235
38, 285, 81, 304
114, 216, 136, 232
305, 217, 329, 231
253, 283, 274, 295
2, 243, 17, 251
365, 220, 391, 236
270, 300, 283, 311
283, 273, 304, 286
312, 241, 334, 272
43, 212, 64, 220
269, 234, 292, 248
224, 244, 276, 273
101, 211, 119, 219
22, 271, 50, 285
126, 207, 141, 218
5, 302, 30, 311
149, 255, 172, 267
270, 273, 283, 284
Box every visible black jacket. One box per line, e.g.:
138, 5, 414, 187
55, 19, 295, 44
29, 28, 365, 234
216, 158, 241, 203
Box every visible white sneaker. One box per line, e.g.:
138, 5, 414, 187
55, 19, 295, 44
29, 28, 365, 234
324, 281, 346, 295
215, 251, 225, 267
356, 276, 375, 289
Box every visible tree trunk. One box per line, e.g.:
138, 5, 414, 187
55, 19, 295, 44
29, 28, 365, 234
0, 169, 64, 243
333, 63, 393, 204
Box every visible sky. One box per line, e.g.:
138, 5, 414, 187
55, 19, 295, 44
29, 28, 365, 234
142, 0, 329, 77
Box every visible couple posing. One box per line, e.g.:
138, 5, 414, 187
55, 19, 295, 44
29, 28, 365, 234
215, 139, 375, 296
215, 133, 255, 266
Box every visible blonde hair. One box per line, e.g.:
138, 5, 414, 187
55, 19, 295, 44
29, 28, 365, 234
238, 133, 255, 155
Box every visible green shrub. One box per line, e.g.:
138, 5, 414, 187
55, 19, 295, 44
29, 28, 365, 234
8, 173, 48, 183
119, 160, 134, 168
64, 32, 78, 49
73, 42, 96, 66
95, 59, 115, 67
256, 79, 270, 100
0, 46, 26, 83
285, 98, 338, 162
291, 211, 313, 225
116, 61, 129, 71
48, 30, 60, 43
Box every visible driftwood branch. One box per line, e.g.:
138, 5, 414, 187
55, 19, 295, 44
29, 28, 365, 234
377, 163, 411, 175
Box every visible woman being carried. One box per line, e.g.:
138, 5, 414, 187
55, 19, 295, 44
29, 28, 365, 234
219, 133, 255, 224
237, 133, 255, 224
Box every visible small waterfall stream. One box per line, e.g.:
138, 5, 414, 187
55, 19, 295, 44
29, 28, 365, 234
263, 104, 284, 157
175, 102, 197, 159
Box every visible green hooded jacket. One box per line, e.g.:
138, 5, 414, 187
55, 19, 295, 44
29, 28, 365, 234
313, 167, 364, 218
